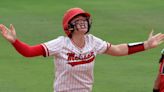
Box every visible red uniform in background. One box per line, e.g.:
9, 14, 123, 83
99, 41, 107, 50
159, 52, 164, 92
153, 49, 164, 92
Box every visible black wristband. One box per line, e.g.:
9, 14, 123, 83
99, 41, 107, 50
153, 89, 159, 92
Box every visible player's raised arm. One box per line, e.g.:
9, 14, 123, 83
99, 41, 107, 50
0, 24, 45, 57
0, 24, 16, 43
105, 30, 164, 56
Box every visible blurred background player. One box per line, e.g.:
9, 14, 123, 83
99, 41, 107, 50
0, 7, 164, 92
153, 49, 164, 92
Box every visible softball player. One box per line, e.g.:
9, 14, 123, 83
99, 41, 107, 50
0, 7, 164, 92
153, 49, 164, 92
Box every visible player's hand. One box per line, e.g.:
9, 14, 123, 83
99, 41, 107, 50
0, 24, 16, 43
144, 30, 164, 49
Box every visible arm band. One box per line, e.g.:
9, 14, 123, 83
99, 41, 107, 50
153, 89, 160, 92
128, 42, 145, 54
12, 39, 46, 57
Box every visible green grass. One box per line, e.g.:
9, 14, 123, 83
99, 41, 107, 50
0, 0, 164, 92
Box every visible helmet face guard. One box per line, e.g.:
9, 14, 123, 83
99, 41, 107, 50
62, 8, 91, 38
68, 14, 91, 34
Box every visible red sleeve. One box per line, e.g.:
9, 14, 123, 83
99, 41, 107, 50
12, 39, 46, 57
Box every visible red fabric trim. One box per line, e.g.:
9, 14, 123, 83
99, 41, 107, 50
12, 39, 46, 57
159, 59, 164, 91
128, 43, 145, 54
42, 44, 49, 57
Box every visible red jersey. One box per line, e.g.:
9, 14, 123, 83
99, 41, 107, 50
159, 55, 164, 92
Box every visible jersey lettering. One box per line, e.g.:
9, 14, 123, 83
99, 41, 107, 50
67, 52, 95, 66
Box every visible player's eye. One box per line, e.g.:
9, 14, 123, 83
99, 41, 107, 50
75, 19, 87, 24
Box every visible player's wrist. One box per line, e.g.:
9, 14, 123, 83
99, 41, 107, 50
144, 41, 151, 50
9, 38, 17, 43
11, 38, 18, 44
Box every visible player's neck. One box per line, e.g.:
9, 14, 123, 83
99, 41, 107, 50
71, 34, 85, 49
